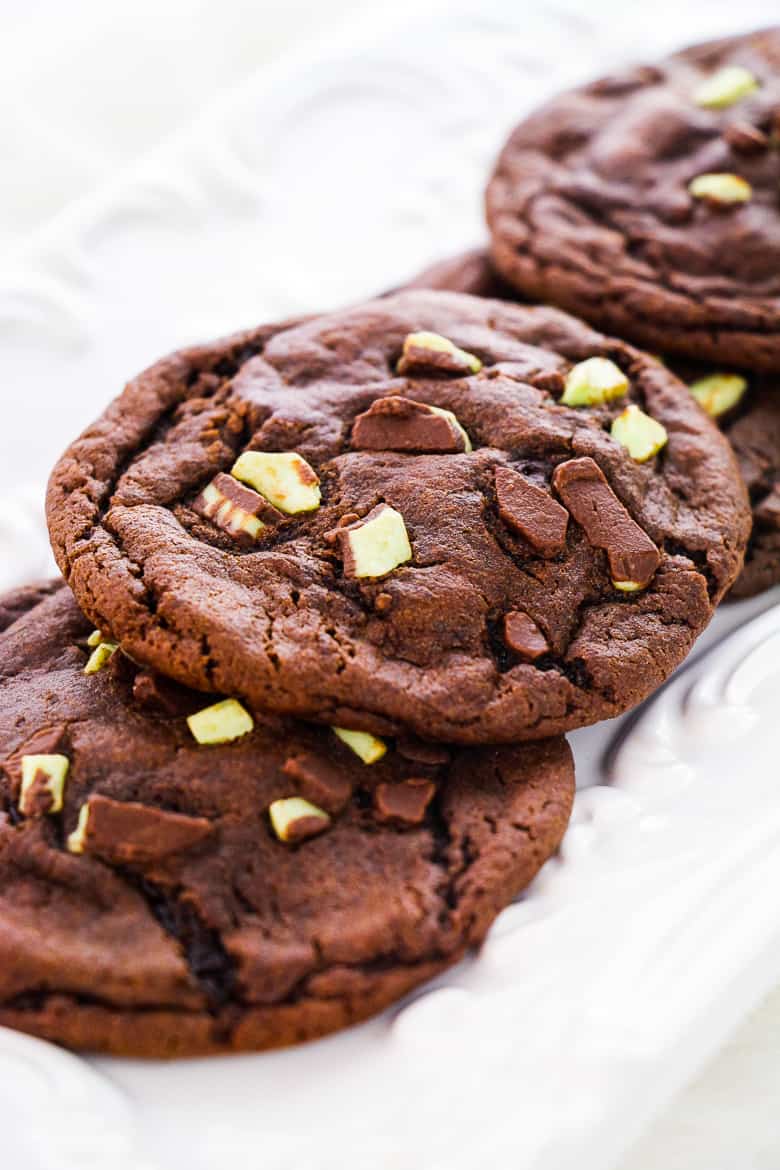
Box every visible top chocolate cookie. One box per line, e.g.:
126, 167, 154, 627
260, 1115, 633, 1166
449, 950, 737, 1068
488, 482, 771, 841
487, 27, 780, 370
48, 291, 749, 743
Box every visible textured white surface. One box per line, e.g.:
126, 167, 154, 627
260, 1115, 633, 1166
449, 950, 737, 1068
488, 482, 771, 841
0, 1, 779, 1167
627, 983, 780, 1170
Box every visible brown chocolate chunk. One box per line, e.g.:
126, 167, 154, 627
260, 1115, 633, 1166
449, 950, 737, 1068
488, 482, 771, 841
215, 472, 280, 520
282, 752, 352, 814
20, 774, 59, 818
2, 725, 67, 791
552, 457, 660, 588
397, 332, 481, 377
352, 396, 468, 453
395, 737, 451, 766
193, 472, 282, 541
724, 121, 769, 154
74, 795, 213, 865
373, 779, 436, 827
503, 611, 549, 660
281, 812, 331, 844
495, 467, 568, 557
14, 726, 66, 757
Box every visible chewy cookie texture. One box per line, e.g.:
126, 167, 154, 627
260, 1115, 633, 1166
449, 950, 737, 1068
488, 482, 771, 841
48, 290, 749, 743
0, 582, 574, 1057
487, 27, 780, 370
403, 252, 778, 599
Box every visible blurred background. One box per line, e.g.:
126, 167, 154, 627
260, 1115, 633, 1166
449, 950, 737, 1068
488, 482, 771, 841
2, 1, 779, 1167
1, 0, 374, 248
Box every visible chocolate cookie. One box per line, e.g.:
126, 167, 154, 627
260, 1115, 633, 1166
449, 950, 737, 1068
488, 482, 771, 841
401, 255, 779, 598
0, 581, 573, 1057
679, 368, 780, 597
0, 580, 62, 634
47, 291, 750, 743
396, 247, 512, 299
487, 28, 780, 370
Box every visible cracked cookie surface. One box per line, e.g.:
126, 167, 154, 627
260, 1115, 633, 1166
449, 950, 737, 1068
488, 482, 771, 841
0, 581, 573, 1057
47, 290, 749, 742
486, 28, 780, 370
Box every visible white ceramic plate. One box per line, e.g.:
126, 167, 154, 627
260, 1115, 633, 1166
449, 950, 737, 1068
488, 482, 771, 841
0, 2, 778, 1167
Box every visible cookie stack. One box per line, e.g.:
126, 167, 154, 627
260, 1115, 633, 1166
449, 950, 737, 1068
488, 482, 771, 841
0, 27, 773, 1059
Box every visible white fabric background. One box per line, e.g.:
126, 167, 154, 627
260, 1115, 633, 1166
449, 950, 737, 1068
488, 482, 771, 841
0, 0, 365, 249
1, 1, 778, 1166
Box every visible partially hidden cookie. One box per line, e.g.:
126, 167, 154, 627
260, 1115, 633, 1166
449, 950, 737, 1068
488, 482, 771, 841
394, 247, 513, 299
678, 367, 780, 597
47, 290, 750, 743
0, 581, 573, 1057
401, 254, 779, 599
487, 28, 780, 370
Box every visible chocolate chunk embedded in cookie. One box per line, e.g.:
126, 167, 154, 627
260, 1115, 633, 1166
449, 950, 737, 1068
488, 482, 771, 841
486, 28, 780, 370
0, 582, 574, 1057
47, 291, 749, 743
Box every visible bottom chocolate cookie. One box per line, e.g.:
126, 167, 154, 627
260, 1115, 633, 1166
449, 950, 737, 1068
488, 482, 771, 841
0, 582, 574, 1057
404, 250, 779, 599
